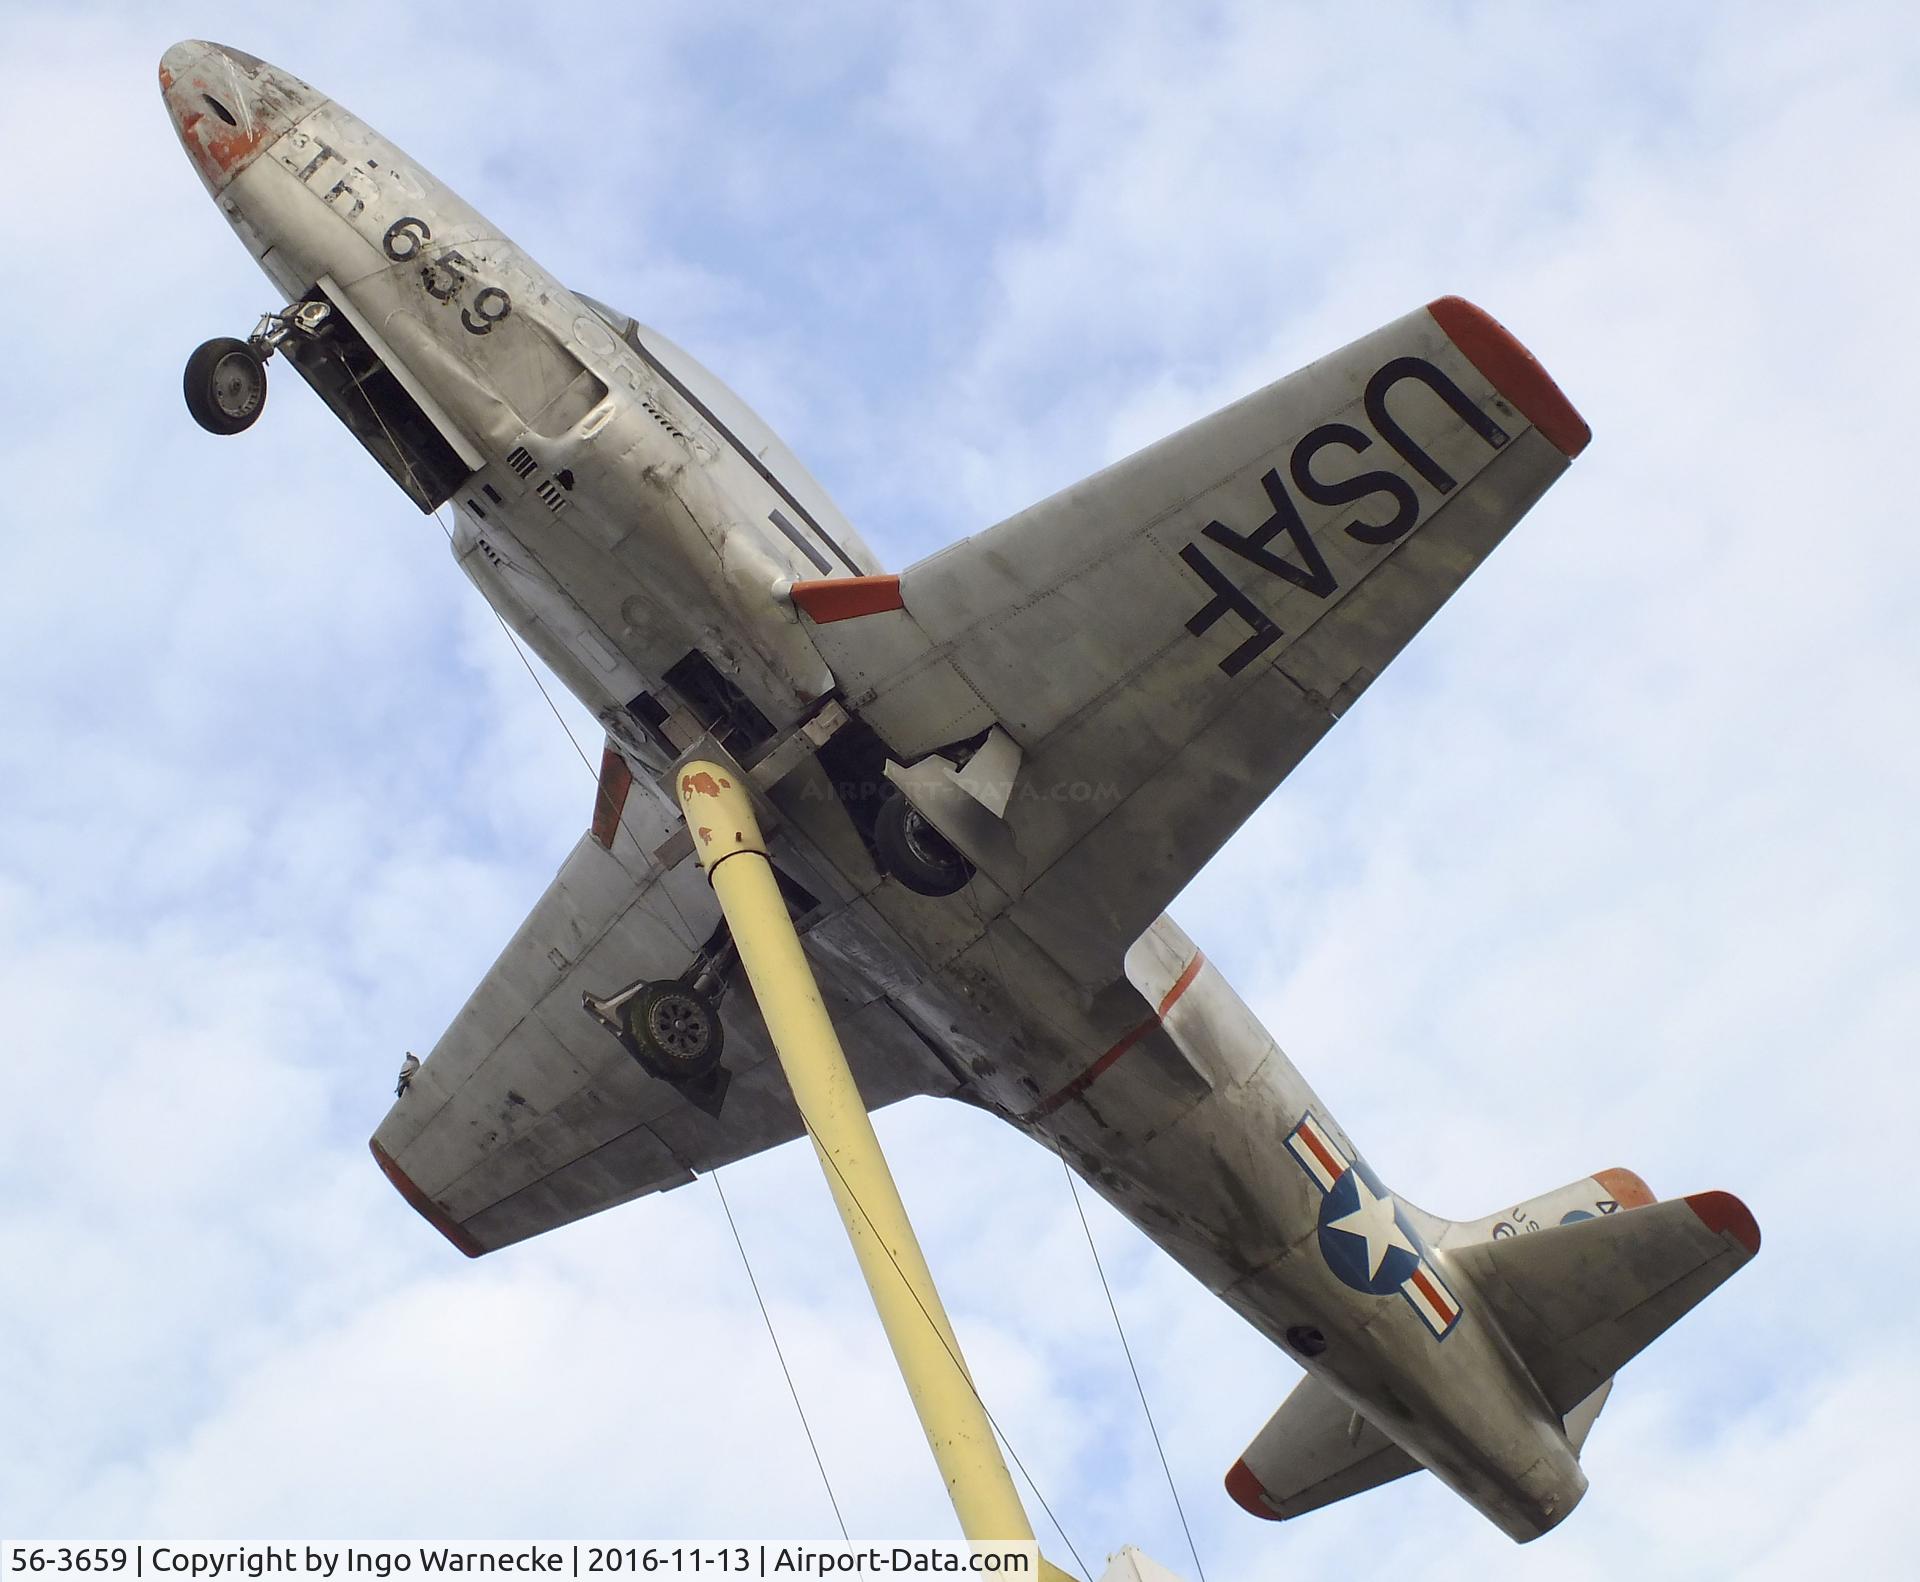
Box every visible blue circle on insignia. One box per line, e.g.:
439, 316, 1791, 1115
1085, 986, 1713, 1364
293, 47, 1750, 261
1318, 1165, 1423, 1294
1559, 1209, 1595, 1226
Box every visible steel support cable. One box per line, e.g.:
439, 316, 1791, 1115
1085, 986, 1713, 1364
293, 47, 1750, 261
440, 510, 855, 1537
710, 1166, 852, 1539
422, 505, 854, 1531
434, 500, 866, 1539
1061, 1160, 1208, 1582
353, 390, 856, 1533
791, 1107, 1093, 1582
421, 508, 624, 828
469, 587, 1094, 1568
371, 390, 1083, 1569
355, 376, 660, 887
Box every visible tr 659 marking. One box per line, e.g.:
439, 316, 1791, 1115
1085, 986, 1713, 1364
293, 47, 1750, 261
383, 216, 514, 335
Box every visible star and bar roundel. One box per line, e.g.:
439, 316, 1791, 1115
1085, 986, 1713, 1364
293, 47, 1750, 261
1287, 1111, 1462, 1340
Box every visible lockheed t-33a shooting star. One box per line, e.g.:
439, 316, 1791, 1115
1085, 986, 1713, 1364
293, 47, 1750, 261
162, 39, 1760, 1547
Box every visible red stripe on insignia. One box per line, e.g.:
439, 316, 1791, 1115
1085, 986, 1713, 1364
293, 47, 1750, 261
1025, 953, 1204, 1121
1427, 296, 1592, 459
1296, 1123, 1344, 1183
370, 1139, 485, 1259
789, 575, 905, 623
1410, 1266, 1455, 1320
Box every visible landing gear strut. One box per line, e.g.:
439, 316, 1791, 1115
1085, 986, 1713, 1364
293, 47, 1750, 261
182, 299, 331, 436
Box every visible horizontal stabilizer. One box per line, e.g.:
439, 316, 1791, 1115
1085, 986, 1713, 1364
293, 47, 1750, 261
1451, 1192, 1761, 1415
1226, 1372, 1419, 1522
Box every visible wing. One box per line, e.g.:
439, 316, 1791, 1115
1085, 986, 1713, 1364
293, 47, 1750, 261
1449, 1192, 1762, 1414
371, 747, 957, 1256
1225, 1373, 1419, 1522
796, 298, 1588, 988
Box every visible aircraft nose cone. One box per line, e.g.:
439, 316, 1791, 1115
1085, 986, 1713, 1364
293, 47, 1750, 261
159, 40, 322, 195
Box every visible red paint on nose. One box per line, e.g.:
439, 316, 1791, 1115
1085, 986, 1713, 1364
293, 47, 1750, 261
158, 40, 322, 195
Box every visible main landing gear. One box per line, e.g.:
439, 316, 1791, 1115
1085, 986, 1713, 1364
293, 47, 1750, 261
182, 300, 331, 436
583, 930, 734, 1114
621, 980, 725, 1081
873, 788, 975, 897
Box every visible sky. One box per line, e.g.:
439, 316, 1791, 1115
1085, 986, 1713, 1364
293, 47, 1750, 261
3, 1, 1917, 1575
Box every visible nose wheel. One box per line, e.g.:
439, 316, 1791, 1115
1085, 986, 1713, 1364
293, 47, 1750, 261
184, 336, 269, 434
183, 300, 332, 436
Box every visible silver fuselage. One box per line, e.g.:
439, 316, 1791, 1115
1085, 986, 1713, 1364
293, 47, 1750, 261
162, 40, 1588, 1541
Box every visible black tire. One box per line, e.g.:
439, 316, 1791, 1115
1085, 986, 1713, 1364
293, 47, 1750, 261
874, 790, 975, 897
622, 980, 724, 1081
184, 336, 267, 434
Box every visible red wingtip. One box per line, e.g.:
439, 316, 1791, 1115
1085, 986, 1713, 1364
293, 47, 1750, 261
789, 575, 905, 623
1225, 1458, 1281, 1521
1594, 1167, 1658, 1210
1427, 296, 1592, 459
1686, 1190, 1761, 1255
370, 1138, 486, 1258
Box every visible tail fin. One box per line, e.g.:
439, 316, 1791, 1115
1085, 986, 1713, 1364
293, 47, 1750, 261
1224, 1170, 1757, 1529
1450, 1180, 1761, 1415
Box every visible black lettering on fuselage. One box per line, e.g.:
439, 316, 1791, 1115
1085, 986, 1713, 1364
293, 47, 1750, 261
293, 139, 339, 184
323, 177, 365, 222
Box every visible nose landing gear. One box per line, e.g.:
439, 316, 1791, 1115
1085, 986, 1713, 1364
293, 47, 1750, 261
182, 300, 331, 435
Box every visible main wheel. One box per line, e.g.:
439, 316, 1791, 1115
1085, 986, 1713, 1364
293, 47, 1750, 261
874, 790, 975, 897
184, 336, 268, 434
622, 980, 724, 1081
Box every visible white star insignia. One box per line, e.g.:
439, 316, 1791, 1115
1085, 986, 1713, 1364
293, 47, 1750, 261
1328, 1173, 1417, 1278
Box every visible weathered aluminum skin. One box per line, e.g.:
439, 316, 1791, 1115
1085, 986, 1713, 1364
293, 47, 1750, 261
162, 42, 1757, 1545
159, 39, 871, 762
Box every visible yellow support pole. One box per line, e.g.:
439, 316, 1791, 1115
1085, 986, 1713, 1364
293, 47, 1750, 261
678, 763, 1062, 1570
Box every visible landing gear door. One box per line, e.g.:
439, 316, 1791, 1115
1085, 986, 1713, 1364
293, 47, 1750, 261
277, 277, 483, 512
